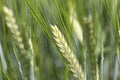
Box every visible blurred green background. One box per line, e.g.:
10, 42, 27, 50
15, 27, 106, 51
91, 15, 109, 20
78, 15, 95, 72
0, 0, 120, 80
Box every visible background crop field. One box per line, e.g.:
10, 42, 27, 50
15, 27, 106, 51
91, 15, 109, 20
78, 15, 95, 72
0, 0, 120, 80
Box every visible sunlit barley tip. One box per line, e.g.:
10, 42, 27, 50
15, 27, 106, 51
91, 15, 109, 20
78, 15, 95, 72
3, 6, 13, 17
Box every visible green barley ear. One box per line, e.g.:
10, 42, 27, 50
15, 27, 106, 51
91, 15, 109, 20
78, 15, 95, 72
50, 25, 84, 80
3, 6, 33, 80
3, 6, 26, 55
84, 15, 99, 80
69, 2, 83, 44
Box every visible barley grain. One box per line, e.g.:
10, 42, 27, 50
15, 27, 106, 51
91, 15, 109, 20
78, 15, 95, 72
51, 25, 84, 80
